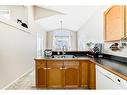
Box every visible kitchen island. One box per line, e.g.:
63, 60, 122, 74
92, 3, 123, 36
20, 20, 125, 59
34, 57, 96, 89
35, 54, 127, 89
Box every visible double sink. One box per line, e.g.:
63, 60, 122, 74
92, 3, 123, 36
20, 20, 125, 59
52, 55, 76, 58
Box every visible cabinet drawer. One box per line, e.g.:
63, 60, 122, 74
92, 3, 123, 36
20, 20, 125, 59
64, 61, 79, 68
47, 60, 63, 68
36, 60, 46, 67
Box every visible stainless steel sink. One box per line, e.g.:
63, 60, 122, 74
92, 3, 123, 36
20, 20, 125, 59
52, 55, 76, 58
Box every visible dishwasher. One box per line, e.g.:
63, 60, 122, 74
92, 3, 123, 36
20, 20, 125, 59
96, 65, 127, 89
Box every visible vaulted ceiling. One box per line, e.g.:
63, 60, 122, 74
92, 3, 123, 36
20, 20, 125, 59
35, 6, 102, 31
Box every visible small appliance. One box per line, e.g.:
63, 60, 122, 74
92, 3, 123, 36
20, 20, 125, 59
44, 49, 52, 58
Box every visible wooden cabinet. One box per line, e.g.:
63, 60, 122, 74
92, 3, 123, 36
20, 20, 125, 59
36, 60, 46, 88
126, 6, 127, 37
64, 60, 79, 88
46, 60, 64, 88
89, 61, 96, 89
79, 60, 89, 88
35, 59, 96, 89
104, 5, 125, 41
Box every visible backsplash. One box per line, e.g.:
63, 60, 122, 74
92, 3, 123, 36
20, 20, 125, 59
103, 42, 127, 58
102, 53, 127, 63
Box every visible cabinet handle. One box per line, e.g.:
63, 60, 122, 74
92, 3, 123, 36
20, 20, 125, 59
63, 67, 67, 70
60, 67, 63, 70
47, 68, 51, 70
60, 67, 67, 70
44, 68, 47, 70
104, 74, 114, 82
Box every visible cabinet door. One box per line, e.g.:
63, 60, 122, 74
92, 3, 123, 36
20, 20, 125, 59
104, 5, 124, 41
46, 60, 64, 88
79, 60, 89, 88
89, 62, 96, 89
36, 60, 46, 88
64, 60, 79, 88
126, 6, 127, 37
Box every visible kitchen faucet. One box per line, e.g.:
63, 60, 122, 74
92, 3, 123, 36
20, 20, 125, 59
62, 45, 66, 57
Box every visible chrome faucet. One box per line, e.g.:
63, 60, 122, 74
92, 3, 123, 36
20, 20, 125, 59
62, 45, 66, 57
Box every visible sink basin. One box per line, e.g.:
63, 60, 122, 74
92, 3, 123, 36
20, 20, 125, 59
53, 55, 76, 58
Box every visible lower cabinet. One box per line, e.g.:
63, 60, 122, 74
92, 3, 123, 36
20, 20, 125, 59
79, 60, 89, 88
89, 61, 96, 89
35, 59, 96, 89
79, 60, 96, 89
46, 60, 64, 88
36, 60, 46, 88
64, 60, 79, 88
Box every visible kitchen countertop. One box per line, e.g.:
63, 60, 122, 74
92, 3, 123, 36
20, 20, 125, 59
94, 58, 127, 77
34, 56, 127, 80
34, 56, 91, 61
92, 58, 127, 80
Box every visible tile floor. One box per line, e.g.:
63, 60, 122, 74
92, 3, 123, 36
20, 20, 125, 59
6, 70, 36, 90
6, 70, 86, 90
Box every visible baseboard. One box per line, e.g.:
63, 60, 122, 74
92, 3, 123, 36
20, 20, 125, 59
2, 67, 34, 90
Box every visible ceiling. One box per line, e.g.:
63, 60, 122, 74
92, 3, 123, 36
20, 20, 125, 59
35, 6, 101, 32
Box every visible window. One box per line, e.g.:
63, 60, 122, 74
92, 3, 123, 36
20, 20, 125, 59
52, 30, 71, 51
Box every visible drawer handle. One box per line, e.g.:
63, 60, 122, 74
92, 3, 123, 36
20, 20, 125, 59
60, 67, 67, 70
47, 68, 51, 70
104, 75, 114, 82
44, 68, 47, 70
63, 67, 67, 70
60, 67, 63, 70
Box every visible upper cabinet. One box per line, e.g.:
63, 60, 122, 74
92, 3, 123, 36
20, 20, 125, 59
126, 6, 127, 37
104, 5, 126, 41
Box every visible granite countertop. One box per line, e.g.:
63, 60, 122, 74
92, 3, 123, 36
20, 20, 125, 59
34, 56, 90, 61
34, 56, 127, 80
93, 58, 127, 78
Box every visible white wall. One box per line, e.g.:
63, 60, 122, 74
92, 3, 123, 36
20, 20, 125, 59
34, 6, 61, 20
70, 31, 77, 50
0, 6, 47, 89
77, 6, 107, 50
0, 5, 28, 24
78, 5, 127, 58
